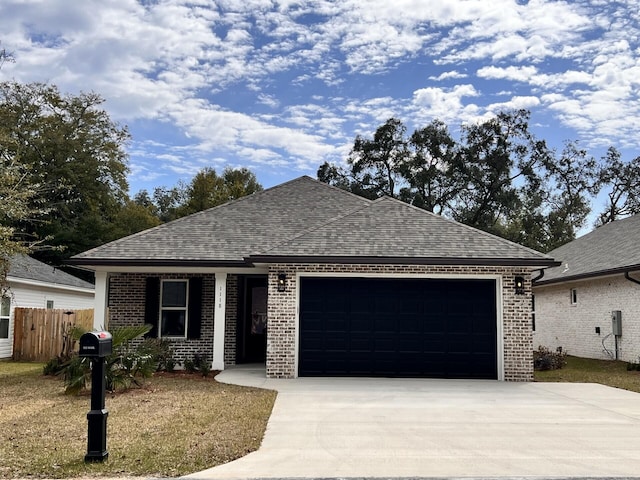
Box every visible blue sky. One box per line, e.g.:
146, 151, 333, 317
1, 0, 639, 198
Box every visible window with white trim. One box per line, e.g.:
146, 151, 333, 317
46, 300, 54, 309
570, 288, 578, 305
160, 280, 188, 337
0, 296, 10, 339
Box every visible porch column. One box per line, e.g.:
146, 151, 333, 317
93, 271, 109, 330
212, 272, 227, 370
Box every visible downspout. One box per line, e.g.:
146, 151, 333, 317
624, 271, 640, 286
531, 269, 545, 284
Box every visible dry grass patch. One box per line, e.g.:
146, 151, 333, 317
0, 361, 276, 478
535, 355, 640, 393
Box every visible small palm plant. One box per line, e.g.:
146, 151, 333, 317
62, 324, 153, 394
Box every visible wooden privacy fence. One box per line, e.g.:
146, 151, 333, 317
13, 308, 94, 362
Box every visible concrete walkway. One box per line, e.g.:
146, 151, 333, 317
186, 365, 640, 478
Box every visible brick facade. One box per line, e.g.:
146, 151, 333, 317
534, 274, 640, 362
108, 264, 536, 381
266, 263, 534, 381
108, 272, 220, 365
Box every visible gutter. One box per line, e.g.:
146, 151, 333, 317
246, 255, 560, 268
535, 264, 640, 286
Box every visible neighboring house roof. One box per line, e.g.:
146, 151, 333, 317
534, 213, 640, 286
7, 254, 95, 290
70, 176, 557, 268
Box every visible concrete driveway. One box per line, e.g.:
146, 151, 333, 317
186, 365, 640, 478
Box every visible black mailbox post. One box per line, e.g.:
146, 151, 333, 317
79, 331, 112, 462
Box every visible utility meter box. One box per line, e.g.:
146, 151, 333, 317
79, 332, 113, 358
612, 310, 622, 336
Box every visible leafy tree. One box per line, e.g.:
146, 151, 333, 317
134, 166, 263, 222
111, 200, 161, 238
151, 184, 188, 223
348, 118, 409, 198
0, 82, 130, 266
597, 147, 640, 225
452, 110, 551, 236
542, 141, 600, 250
317, 110, 602, 252
399, 120, 461, 214
179, 167, 262, 216
0, 158, 51, 291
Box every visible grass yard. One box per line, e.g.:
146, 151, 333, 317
0, 361, 276, 479
534, 355, 640, 393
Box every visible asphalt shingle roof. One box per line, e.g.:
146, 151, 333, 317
535, 213, 640, 285
72, 176, 370, 264
71, 176, 555, 267
255, 196, 552, 263
7, 254, 94, 289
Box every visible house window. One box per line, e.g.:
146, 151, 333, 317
531, 294, 536, 332
0, 296, 10, 339
46, 300, 54, 309
570, 288, 578, 305
160, 280, 188, 337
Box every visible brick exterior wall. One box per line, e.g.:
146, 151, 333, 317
266, 264, 534, 381
108, 272, 221, 366
107, 264, 536, 380
533, 274, 640, 362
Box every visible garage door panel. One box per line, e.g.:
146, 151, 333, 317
299, 277, 497, 379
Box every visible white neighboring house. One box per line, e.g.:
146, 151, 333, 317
1, 254, 95, 359
533, 214, 640, 363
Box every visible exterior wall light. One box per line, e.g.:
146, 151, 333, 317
277, 272, 287, 292
515, 276, 525, 295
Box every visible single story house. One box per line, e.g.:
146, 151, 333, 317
1, 254, 95, 359
533, 214, 640, 362
69, 176, 557, 381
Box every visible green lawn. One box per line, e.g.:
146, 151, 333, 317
534, 355, 640, 393
0, 360, 276, 478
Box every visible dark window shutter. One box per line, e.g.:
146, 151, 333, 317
187, 277, 203, 339
144, 277, 160, 338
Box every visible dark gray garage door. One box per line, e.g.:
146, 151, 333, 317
299, 277, 497, 379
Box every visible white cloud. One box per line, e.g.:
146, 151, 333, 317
429, 71, 468, 81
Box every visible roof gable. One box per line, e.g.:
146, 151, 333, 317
536, 214, 640, 285
253, 196, 554, 264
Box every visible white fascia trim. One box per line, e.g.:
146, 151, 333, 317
7, 277, 95, 295
294, 271, 506, 381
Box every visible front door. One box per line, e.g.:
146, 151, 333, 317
238, 276, 267, 363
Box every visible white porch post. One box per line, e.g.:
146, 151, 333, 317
93, 271, 109, 330
212, 272, 227, 370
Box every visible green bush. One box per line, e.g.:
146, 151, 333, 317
534, 345, 567, 371
627, 359, 640, 371
138, 338, 177, 372
184, 352, 211, 377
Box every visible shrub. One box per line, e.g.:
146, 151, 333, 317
184, 352, 211, 377
627, 358, 640, 371
138, 338, 176, 372
534, 345, 567, 371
